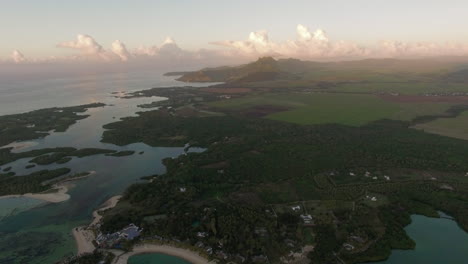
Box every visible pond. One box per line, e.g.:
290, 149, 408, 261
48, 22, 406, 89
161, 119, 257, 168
370, 213, 468, 264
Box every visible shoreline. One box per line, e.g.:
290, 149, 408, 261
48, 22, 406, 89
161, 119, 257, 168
72, 196, 211, 264
0, 183, 71, 203
73, 195, 122, 255
0, 141, 39, 152
113, 244, 211, 264
0, 171, 96, 204
91, 195, 122, 226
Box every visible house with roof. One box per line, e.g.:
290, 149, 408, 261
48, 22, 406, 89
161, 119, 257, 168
291, 205, 301, 212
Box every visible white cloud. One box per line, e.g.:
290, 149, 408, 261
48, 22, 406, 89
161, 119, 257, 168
11, 50, 26, 63
158, 37, 184, 57
211, 24, 468, 60
296, 24, 328, 42
211, 25, 369, 60
296, 24, 312, 41
4, 25, 468, 66
57, 34, 106, 59
111, 40, 131, 61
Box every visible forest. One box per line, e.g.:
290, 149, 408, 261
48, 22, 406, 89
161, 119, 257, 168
100, 106, 468, 263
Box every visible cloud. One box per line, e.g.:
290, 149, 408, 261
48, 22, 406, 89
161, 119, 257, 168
57, 34, 105, 59
211, 24, 468, 60
211, 25, 370, 60
11, 50, 26, 63
4, 25, 468, 67
134, 45, 159, 56
111, 40, 131, 61
296, 24, 328, 42
158, 37, 184, 57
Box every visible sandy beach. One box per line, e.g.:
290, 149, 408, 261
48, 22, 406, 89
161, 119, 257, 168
0, 141, 39, 152
73, 195, 122, 255
0, 171, 97, 204
73, 226, 96, 255
71, 195, 212, 264
113, 244, 211, 264
0, 183, 71, 203
91, 195, 122, 226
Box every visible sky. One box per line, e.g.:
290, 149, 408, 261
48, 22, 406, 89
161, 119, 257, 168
1, 0, 468, 66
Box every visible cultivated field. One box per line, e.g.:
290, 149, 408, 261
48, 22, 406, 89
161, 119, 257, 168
210, 92, 456, 126
414, 111, 468, 140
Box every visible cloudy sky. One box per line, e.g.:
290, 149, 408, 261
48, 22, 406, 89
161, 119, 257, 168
1, 0, 468, 66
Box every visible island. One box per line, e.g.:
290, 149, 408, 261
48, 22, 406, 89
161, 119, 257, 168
71, 57, 468, 264
0, 103, 106, 147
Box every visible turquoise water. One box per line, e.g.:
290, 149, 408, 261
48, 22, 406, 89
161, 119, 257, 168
0, 72, 209, 264
128, 254, 191, 264
370, 214, 468, 264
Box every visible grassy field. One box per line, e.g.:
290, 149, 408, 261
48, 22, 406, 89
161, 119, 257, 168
210, 93, 454, 126
413, 111, 468, 140
331, 82, 468, 95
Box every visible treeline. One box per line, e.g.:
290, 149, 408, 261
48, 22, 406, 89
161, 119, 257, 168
0, 168, 70, 195
99, 111, 468, 263
0, 103, 105, 146
1, 147, 124, 166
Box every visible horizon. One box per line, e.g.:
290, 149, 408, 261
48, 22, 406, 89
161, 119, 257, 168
2, 0, 468, 69
2, 2, 468, 263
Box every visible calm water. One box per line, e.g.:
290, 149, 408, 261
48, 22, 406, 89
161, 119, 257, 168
370, 213, 468, 264
2, 71, 468, 264
0, 71, 209, 264
128, 254, 191, 264
0, 70, 183, 115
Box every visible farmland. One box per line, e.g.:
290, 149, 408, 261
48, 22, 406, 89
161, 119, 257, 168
414, 111, 468, 140
210, 92, 456, 126
78, 57, 468, 264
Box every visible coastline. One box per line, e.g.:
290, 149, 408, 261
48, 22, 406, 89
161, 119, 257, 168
0, 171, 96, 204
113, 244, 211, 264
0, 183, 71, 203
73, 195, 122, 255
72, 195, 211, 264
91, 195, 122, 226
0, 141, 39, 152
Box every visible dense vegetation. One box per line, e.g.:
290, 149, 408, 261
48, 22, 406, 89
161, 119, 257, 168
100, 106, 468, 263
0, 147, 119, 166
105, 150, 135, 157
72, 57, 468, 263
0, 103, 105, 147
0, 168, 70, 195
174, 57, 468, 96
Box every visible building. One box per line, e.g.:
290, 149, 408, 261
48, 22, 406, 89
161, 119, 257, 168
343, 243, 355, 251
95, 223, 142, 248
291, 205, 301, 212
300, 214, 313, 225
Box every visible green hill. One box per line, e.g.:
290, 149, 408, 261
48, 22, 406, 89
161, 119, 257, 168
173, 57, 285, 83
171, 57, 468, 86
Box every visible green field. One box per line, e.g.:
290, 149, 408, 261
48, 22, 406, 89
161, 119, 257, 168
331, 82, 468, 95
414, 111, 468, 140
210, 93, 454, 126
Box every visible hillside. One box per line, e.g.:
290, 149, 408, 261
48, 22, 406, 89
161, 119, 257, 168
170, 57, 468, 86
171, 57, 285, 83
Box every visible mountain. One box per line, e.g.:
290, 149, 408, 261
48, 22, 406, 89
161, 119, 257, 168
169, 56, 468, 85
172, 57, 286, 83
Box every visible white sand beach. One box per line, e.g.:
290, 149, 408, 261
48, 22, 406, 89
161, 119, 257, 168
113, 244, 211, 264
91, 195, 122, 226
73, 195, 122, 255
73, 226, 96, 255
0, 171, 97, 204
0, 141, 39, 152
0, 183, 71, 203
